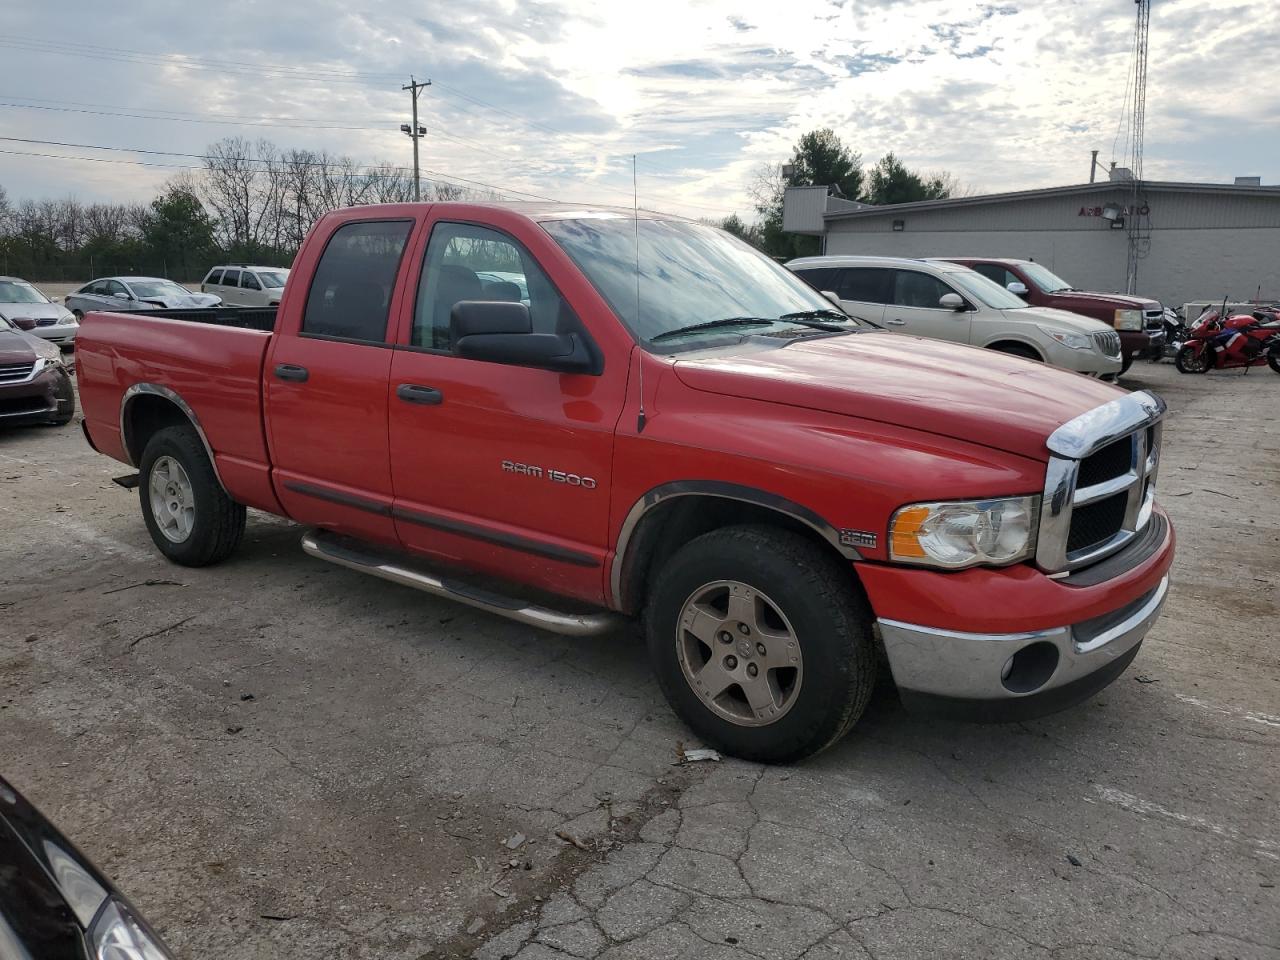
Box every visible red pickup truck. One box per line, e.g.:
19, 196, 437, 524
78, 202, 1174, 762
944, 258, 1166, 373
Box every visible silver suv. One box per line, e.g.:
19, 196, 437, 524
201, 265, 290, 307
787, 255, 1122, 378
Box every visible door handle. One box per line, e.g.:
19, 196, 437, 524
885, 318, 907, 325
396, 383, 443, 405
274, 363, 309, 382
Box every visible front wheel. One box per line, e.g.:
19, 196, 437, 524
1268, 349, 1280, 374
1175, 344, 1212, 374
71, 309, 83, 322
139, 425, 246, 566
644, 526, 875, 763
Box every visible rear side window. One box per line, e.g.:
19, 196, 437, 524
206, 269, 224, 286
303, 220, 413, 343
838, 268, 892, 304
890, 270, 955, 309
222, 269, 241, 288
793, 267, 842, 293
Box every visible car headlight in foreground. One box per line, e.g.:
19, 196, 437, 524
90, 897, 175, 960
889, 496, 1039, 569
1036, 325, 1093, 351
1114, 308, 1144, 331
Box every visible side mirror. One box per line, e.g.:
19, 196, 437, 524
450, 300, 598, 374
938, 292, 966, 311
821, 290, 843, 308
1007, 281, 1029, 296
119, 292, 135, 300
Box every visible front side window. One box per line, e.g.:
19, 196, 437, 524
890, 271, 955, 309
105, 280, 128, 298
302, 219, 412, 343
413, 222, 572, 350
0, 280, 49, 304
242, 273, 262, 291
945, 269, 1028, 309
792, 267, 842, 293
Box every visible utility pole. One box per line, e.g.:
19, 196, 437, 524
401, 76, 431, 201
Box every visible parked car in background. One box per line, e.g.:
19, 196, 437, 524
65, 277, 221, 318
788, 255, 1123, 378
942, 258, 1165, 372
201, 264, 290, 306
0, 276, 79, 349
0, 775, 176, 959
0, 313, 75, 426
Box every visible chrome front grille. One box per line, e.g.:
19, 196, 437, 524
1092, 329, 1122, 358
1037, 391, 1166, 572
0, 361, 36, 383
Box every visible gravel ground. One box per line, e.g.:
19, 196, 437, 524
1, 360, 1277, 960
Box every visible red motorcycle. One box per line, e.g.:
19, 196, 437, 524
1174, 304, 1280, 374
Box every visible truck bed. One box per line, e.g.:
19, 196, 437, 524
110, 305, 278, 332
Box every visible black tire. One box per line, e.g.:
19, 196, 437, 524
71, 309, 83, 321
1119, 354, 1134, 375
44, 370, 75, 426
644, 525, 875, 763
1175, 344, 1212, 374
990, 342, 1042, 362
138, 425, 245, 566
1268, 348, 1280, 374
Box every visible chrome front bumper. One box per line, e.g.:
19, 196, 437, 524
878, 575, 1169, 720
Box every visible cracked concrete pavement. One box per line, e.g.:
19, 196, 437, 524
1, 361, 1277, 959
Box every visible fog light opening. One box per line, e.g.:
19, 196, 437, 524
1001, 641, 1060, 694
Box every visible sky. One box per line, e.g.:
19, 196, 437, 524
1, 0, 1277, 221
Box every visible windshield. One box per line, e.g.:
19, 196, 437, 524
257, 270, 288, 288
1019, 262, 1074, 294
129, 280, 191, 298
945, 269, 1029, 310
541, 217, 864, 344
0, 280, 50, 304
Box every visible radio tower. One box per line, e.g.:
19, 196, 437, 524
1125, 0, 1151, 294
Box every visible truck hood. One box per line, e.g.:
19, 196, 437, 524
670, 331, 1124, 461
1047, 290, 1159, 312
1004, 305, 1114, 333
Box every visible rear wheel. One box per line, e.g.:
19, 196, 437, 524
644, 525, 875, 763
1175, 344, 1212, 374
139, 425, 245, 566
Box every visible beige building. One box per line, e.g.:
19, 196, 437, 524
782, 179, 1280, 311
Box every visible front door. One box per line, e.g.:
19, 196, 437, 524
387, 218, 624, 604
884, 269, 972, 343
833, 267, 890, 325
264, 217, 416, 545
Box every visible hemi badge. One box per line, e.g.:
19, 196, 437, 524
840, 529, 877, 548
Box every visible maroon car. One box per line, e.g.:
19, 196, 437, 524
943, 258, 1165, 373
0, 314, 75, 427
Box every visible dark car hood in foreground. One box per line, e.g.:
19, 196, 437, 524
671, 331, 1124, 462
0, 779, 109, 959
0, 329, 41, 365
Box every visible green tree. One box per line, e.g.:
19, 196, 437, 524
864, 153, 954, 206
142, 185, 217, 279
719, 213, 763, 250
751, 128, 864, 259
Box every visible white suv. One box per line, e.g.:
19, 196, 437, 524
200, 265, 289, 307
787, 255, 1122, 378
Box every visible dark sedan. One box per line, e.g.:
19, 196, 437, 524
0, 315, 75, 427
0, 775, 176, 959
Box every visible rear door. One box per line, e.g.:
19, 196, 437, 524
386, 217, 624, 603
220, 269, 243, 305
884, 269, 971, 342
833, 267, 889, 324
264, 217, 416, 544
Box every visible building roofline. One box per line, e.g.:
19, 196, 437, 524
822, 180, 1280, 221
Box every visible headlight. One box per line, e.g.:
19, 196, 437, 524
1036, 325, 1091, 351
88, 896, 175, 960
1114, 309, 1143, 331
62, 309, 79, 324
889, 496, 1039, 569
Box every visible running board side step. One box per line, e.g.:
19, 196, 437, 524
300, 530, 624, 637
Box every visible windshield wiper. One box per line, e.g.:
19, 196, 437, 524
650, 317, 777, 342
776, 309, 851, 331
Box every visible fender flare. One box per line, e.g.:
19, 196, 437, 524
120, 383, 226, 490
609, 480, 862, 607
